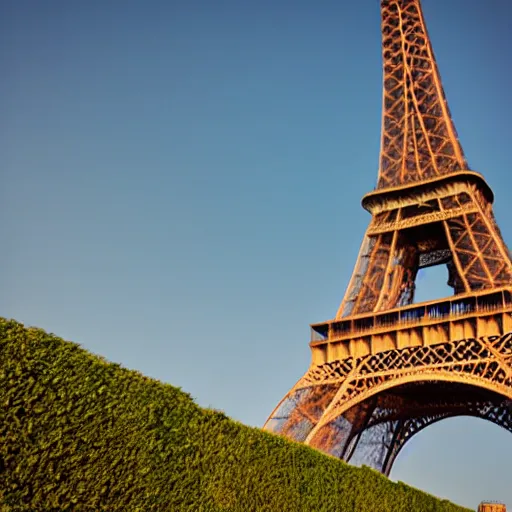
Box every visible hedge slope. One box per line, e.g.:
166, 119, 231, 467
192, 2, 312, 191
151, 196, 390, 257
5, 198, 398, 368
0, 318, 472, 511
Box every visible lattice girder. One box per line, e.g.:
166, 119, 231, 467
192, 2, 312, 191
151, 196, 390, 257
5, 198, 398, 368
378, 0, 466, 189
379, 400, 512, 475
264, 333, 512, 473
308, 392, 512, 475
337, 179, 512, 318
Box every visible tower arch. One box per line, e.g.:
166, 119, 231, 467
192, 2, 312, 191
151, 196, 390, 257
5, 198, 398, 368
305, 378, 512, 475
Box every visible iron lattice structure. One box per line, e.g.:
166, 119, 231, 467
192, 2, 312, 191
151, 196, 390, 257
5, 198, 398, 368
263, 0, 512, 475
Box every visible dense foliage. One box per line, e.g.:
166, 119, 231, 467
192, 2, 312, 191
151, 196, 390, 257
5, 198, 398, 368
0, 318, 472, 511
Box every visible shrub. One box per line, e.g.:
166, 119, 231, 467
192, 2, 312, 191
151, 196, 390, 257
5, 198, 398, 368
0, 318, 472, 511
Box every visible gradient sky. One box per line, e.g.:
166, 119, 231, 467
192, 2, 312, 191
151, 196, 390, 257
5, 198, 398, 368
2, 0, 512, 509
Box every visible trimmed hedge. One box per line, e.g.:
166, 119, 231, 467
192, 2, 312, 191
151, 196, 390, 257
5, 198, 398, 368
0, 318, 472, 511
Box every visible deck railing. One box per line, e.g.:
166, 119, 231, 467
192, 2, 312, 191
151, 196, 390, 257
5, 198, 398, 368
311, 287, 512, 343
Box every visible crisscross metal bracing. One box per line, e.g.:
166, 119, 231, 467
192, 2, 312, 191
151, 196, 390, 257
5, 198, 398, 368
264, 0, 512, 475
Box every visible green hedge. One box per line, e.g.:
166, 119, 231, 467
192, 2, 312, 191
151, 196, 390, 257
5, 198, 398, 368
0, 318, 472, 511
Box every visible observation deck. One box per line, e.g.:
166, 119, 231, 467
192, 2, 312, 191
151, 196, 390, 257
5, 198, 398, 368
310, 287, 512, 365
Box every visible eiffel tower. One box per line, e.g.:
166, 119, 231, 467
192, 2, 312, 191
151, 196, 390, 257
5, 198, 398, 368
264, 0, 512, 475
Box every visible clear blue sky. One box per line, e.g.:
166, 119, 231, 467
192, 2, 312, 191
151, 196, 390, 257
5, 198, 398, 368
2, 0, 512, 509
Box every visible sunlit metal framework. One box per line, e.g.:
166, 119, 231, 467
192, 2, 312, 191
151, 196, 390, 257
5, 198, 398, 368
264, 0, 512, 475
